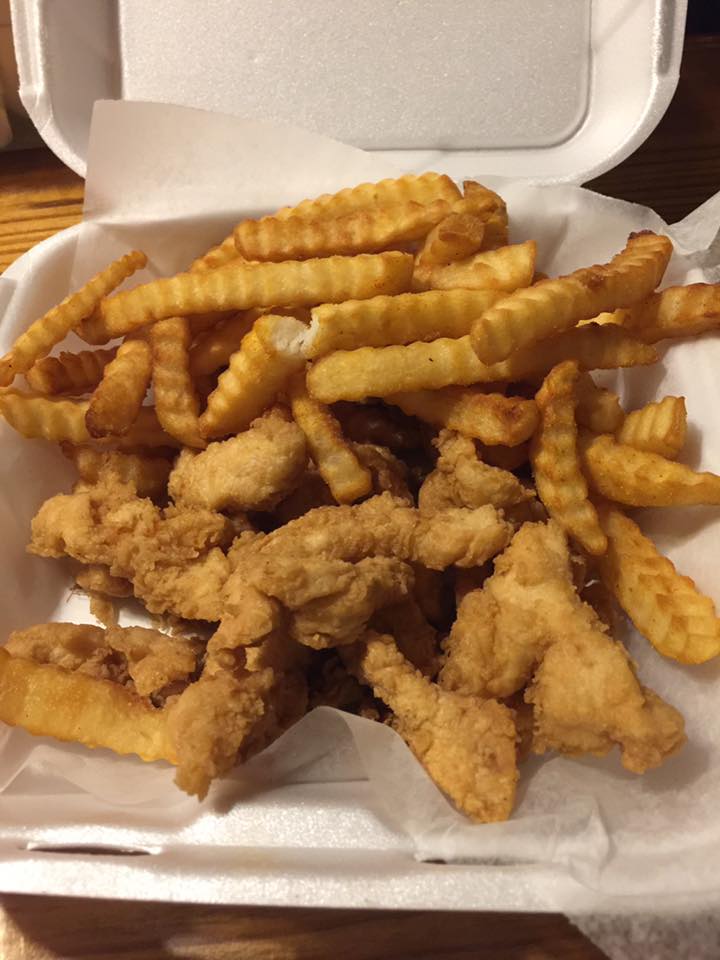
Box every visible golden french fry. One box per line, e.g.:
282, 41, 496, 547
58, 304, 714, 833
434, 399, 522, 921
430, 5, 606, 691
597, 504, 720, 664
531, 361, 607, 555
0, 647, 175, 762
470, 232, 673, 364
150, 316, 204, 448
272, 172, 461, 220
575, 373, 625, 433
414, 213, 486, 271
96, 253, 413, 339
621, 283, 720, 343
617, 396, 687, 459
459, 181, 509, 249
85, 339, 153, 439
0, 392, 174, 447
25, 347, 116, 396
234, 199, 452, 262
388, 387, 538, 446
305, 289, 504, 358
189, 234, 240, 273
413, 240, 536, 293
306, 324, 657, 403
0, 251, 146, 386
200, 314, 306, 438
189, 310, 259, 376
581, 432, 720, 506
288, 374, 372, 504
62, 445, 172, 498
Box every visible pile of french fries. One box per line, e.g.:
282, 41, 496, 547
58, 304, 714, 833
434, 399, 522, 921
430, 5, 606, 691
1, 171, 720, 808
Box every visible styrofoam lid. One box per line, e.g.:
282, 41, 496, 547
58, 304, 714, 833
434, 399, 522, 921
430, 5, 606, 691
12, 0, 686, 183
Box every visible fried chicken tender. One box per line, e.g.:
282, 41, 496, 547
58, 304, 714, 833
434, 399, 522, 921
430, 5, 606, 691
6, 622, 202, 699
348, 632, 518, 822
229, 492, 512, 571
168, 592, 307, 797
441, 522, 684, 773
75, 564, 133, 598
419, 430, 533, 513
226, 550, 414, 648
29, 475, 231, 620
372, 597, 441, 677
168, 407, 307, 512
353, 443, 414, 503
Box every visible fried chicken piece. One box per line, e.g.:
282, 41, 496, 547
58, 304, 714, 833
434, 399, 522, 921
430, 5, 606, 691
225, 550, 414, 648
229, 492, 512, 571
441, 521, 685, 773
274, 468, 335, 524
168, 407, 307, 512
75, 564, 133, 598
308, 651, 381, 718
527, 641, 685, 773
372, 597, 440, 677
168, 593, 307, 798
29, 475, 231, 620
5, 622, 203, 700
105, 626, 203, 698
5, 622, 127, 683
353, 443, 413, 503
348, 632, 518, 822
419, 430, 533, 514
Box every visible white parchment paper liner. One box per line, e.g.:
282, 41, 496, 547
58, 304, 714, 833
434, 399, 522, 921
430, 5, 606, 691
2, 101, 720, 905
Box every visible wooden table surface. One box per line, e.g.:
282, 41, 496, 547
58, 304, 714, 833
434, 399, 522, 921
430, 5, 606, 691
1, 33, 718, 960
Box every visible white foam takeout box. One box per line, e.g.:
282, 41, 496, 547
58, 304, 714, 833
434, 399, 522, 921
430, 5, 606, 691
7, 0, 720, 917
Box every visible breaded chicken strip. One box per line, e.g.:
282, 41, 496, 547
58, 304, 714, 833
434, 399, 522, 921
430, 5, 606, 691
6, 622, 202, 699
419, 430, 533, 513
225, 548, 414, 648
29, 475, 231, 620
441, 522, 685, 773
347, 632, 518, 822
229, 492, 512, 571
168, 592, 307, 798
168, 407, 307, 512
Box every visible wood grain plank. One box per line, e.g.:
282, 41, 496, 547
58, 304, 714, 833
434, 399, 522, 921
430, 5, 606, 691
0, 896, 607, 960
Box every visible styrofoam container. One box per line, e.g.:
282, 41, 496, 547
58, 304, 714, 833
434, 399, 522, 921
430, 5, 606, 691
7, 0, 718, 918
12, 0, 686, 184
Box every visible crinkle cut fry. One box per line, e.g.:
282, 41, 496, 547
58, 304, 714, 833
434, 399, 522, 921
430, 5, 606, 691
25, 347, 116, 396
596, 503, 720, 664
234, 198, 453, 262
0, 647, 175, 763
0, 250, 146, 386
616, 396, 686, 459
0, 392, 175, 447
305, 325, 658, 402
305, 288, 503, 358
414, 213, 486, 270
580, 432, 720, 506
621, 282, 720, 342
388, 387, 539, 447
189, 310, 259, 376
413, 240, 536, 293
150, 316, 205, 448
96, 252, 414, 338
531, 361, 607, 555
287, 373, 372, 504
85, 338, 153, 438
347, 632, 518, 823
470, 231, 672, 363
199, 313, 306, 438
270, 172, 461, 220
575, 373, 625, 434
